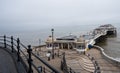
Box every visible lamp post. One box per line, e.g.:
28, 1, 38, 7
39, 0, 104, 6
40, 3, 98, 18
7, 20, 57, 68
39, 39, 41, 51
39, 39, 41, 46
51, 28, 54, 59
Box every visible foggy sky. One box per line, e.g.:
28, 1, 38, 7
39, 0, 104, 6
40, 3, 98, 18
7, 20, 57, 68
0, 0, 120, 32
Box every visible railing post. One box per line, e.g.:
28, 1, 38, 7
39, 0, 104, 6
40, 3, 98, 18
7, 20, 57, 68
95, 66, 100, 73
63, 52, 66, 63
11, 36, 14, 53
17, 38, 20, 62
61, 61, 63, 70
57, 49, 59, 57
27, 45, 33, 73
70, 68, 72, 73
4, 35, 6, 48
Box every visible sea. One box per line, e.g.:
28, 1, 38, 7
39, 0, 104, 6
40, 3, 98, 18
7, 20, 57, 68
0, 24, 120, 60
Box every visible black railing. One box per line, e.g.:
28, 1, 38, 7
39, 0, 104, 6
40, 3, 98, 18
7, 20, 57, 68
0, 35, 60, 73
86, 54, 101, 73
60, 52, 76, 73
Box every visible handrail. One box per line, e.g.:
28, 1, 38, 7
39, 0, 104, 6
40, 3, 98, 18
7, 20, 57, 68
60, 52, 76, 73
86, 54, 100, 73
20, 43, 28, 50
31, 52, 60, 73
0, 35, 61, 73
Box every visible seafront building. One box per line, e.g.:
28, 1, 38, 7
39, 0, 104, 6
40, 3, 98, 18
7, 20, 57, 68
46, 34, 87, 52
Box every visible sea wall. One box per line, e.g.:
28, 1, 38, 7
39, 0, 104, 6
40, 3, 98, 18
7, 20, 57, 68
93, 45, 120, 67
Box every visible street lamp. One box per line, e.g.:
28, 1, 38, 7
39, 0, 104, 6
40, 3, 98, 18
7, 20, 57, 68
39, 39, 41, 46
51, 28, 54, 59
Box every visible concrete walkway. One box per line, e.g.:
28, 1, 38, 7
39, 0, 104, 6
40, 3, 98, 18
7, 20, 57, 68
32, 47, 96, 73
0, 48, 18, 73
64, 50, 95, 73
86, 48, 120, 73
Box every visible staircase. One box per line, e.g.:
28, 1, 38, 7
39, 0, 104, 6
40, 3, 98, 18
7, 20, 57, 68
79, 55, 95, 72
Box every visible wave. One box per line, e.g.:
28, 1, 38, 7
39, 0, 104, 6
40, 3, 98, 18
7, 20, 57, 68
115, 58, 120, 61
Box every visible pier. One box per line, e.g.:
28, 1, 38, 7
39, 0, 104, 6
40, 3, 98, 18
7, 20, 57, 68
43, 24, 119, 73
0, 24, 120, 73
88, 24, 117, 46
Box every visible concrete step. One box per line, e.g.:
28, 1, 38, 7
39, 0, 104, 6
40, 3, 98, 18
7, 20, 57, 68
79, 56, 95, 72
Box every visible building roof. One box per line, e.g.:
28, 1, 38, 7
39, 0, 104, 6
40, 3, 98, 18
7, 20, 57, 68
83, 35, 94, 40
100, 24, 113, 27
56, 34, 77, 40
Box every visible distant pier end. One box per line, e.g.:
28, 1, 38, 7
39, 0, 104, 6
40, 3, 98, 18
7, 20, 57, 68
45, 24, 117, 53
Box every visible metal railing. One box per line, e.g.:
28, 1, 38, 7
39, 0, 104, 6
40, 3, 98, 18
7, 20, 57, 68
0, 35, 60, 73
86, 54, 100, 73
60, 52, 76, 73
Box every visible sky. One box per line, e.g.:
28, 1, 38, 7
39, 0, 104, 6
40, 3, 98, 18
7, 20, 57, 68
0, 0, 120, 32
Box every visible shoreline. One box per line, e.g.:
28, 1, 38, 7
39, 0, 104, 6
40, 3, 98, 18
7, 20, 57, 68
86, 48, 120, 73
93, 45, 120, 65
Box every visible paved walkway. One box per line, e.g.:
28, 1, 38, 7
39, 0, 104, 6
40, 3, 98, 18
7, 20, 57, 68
63, 49, 95, 73
33, 47, 120, 73
32, 48, 63, 73
86, 48, 120, 73
0, 48, 18, 73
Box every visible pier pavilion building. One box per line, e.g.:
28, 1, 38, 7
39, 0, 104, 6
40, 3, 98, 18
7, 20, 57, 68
45, 34, 87, 51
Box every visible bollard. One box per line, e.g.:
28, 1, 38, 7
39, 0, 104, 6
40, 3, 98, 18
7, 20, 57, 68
27, 45, 33, 73
11, 36, 14, 53
17, 38, 20, 62
4, 35, 6, 48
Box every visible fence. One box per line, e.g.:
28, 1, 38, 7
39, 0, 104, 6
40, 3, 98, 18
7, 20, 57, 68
60, 52, 76, 73
86, 54, 100, 73
0, 35, 60, 73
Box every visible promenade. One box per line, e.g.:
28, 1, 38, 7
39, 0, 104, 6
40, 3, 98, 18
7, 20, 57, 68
0, 47, 18, 73
86, 48, 120, 73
